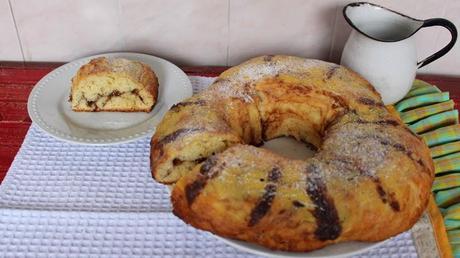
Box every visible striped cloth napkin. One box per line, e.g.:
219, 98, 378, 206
396, 80, 460, 257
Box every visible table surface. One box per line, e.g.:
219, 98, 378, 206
0, 61, 459, 183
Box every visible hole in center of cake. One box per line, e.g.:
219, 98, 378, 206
260, 137, 316, 160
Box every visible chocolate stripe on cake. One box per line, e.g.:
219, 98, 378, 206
302, 140, 319, 152
185, 156, 218, 205
157, 128, 202, 147
213, 78, 230, 84
185, 177, 207, 206
330, 154, 402, 212
170, 100, 206, 112
325, 66, 339, 80
109, 90, 122, 97
152, 128, 203, 161
102, 90, 122, 107
248, 167, 282, 227
330, 156, 367, 175
172, 157, 206, 167
80, 94, 97, 110
82, 89, 145, 110
131, 89, 146, 104
306, 163, 341, 240
355, 119, 400, 126
373, 178, 400, 212
292, 200, 305, 208
352, 134, 428, 173
317, 90, 347, 108
263, 55, 274, 62
358, 97, 385, 108
378, 138, 428, 173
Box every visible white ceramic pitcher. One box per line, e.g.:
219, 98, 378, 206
340, 2, 457, 105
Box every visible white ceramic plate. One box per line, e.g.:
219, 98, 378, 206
27, 52, 192, 145
218, 237, 386, 258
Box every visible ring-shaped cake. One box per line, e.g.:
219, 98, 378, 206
150, 55, 433, 251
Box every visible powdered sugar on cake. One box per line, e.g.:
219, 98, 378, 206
320, 121, 393, 183
107, 58, 144, 81
200, 56, 329, 103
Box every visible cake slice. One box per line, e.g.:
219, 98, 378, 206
70, 57, 158, 112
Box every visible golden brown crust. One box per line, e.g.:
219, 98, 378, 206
71, 57, 158, 112
150, 55, 434, 252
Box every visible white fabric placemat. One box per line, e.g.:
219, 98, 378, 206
0, 76, 419, 257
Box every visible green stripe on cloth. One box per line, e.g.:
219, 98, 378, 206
404, 84, 441, 99
445, 203, 460, 230
421, 125, 460, 147
448, 230, 460, 244
446, 220, 460, 231
431, 141, 460, 158
436, 187, 460, 208
436, 152, 460, 162
395, 92, 449, 112
401, 100, 455, 124
412, 79, 436, 89
433, 174, 460, 192
409, 110, 459, 134
445, 202, 460, 217
451, 244, 460, 258
435, 153, 460, 175
442, 207, 448, 216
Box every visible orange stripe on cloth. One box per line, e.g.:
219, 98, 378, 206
428, 195, 454, 258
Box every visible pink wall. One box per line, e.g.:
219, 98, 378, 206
1, 0, 459, 75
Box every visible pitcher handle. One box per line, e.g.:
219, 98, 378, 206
417, 18, 457, 68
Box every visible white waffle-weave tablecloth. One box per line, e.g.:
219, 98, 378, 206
0, 76, 419, 257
